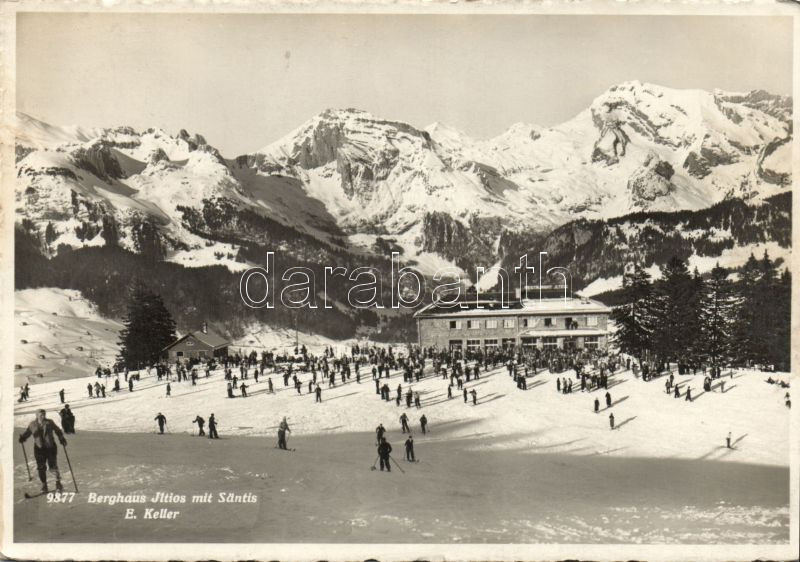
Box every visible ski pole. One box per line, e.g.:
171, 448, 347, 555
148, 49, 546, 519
62, 444, 79, 493
20, 441, 32, 481
370, 456, 379, 470
389, 456, 406, 474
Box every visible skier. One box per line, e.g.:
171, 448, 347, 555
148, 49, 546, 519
315, 385, 322, 403
278, 417, 291, 450
685, 386, 692, 402
268, 378, 274, 393
376, 423, 386, 445
208, 414, 219, 439
19, 409, 67, 493
405, 435, 415, 462
609, 413, 615, 430
59, 389, 65, 404
377, 437, 392, 472
726, 431, 731, 449
673, 385, 680, 399
605, 392, 611, 408
447, 385, 453, 399
414, 392, 421, 409
58, 404, 75, 434
471, 389, 477, 405
166, 382, 171, 397
154, 413, 167, 434
193, 415, 205, 436
594, 398, 600, 413
420, 414, 428, 435
128, 378, 134, 392
556, 378, 561, 393
240, 383, 248, 397
400, 412, 410, 433
463, 387, 468, 403
87, 383, 93, 398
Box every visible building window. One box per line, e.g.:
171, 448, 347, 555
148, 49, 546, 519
449, 340, 463, 350
503, 318, 515, 329
521, 337, 537, 348
587, 315, 598, 326
449, 320, 462, 329
502, 338, 516, 348
521, 317, 538, 328
484, 339, 498, 348
467, 320, 480, 330
486, 319, 498, 329
177, 351, 184, 357
544, 318, 553, 327
466, 339, 481, 350
585, 335, 599, 349
542, 336, 557, 349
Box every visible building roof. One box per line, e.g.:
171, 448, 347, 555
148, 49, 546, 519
414, 297, 610, 318
163, 328, 230, 351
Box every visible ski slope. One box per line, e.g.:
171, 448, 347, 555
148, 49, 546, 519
13, 287, 791, 467
13, 353, 790, 468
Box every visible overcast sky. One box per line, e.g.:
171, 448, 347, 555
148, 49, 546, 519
17, 13, 793, 156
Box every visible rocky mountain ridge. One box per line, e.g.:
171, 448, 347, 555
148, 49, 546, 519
15, 81, 792, 280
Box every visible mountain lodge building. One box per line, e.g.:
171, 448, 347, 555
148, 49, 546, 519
414, 287, 611, 352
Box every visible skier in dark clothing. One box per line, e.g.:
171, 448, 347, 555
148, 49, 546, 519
19, 409, 67, 493
315, 385, 322, 403
420, 414, 428, 434
240, 383, 248, 397
268, 378, 274, 393
377, 437, 392, 472
594, 398, 599, 413
447, 385, 453, 399
400, 413, 410, 433
154, 413, 167, 434
376, 423, 386, 445
685, 386, 692, 402
166, 382, 171, 397
405, 435, 415, 462
59, 389, 65, 404
193, 415, 205, 436
674, 385, 680, 399
277, 417, 291, 449
609, 413, 615, 430
208, 414, 219, 439
58, 405, 75, 433
87, 383, 93, 398
128, 379, 134, 392
605, 392, 611, 408
463, 388, 468, 403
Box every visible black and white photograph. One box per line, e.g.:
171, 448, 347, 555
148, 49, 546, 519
1, 4, 797, 560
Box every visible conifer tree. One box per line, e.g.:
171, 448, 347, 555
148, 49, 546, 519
650, 256, 695, 363
699, 264, 735, 370
611, 264, 654, 361
118, 282, 176, 368
730, 253, 761, 366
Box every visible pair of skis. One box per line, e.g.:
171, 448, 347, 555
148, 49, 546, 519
21, 441, 78, 499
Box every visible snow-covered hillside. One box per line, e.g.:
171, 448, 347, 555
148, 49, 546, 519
13, 347, 791, 468
14, 289, 124, 387
15, 82, 792, 278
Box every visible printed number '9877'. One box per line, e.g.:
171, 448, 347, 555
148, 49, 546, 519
47, 492, 75, 503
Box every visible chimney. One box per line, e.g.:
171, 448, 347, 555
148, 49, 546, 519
202, 322, 208, 334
